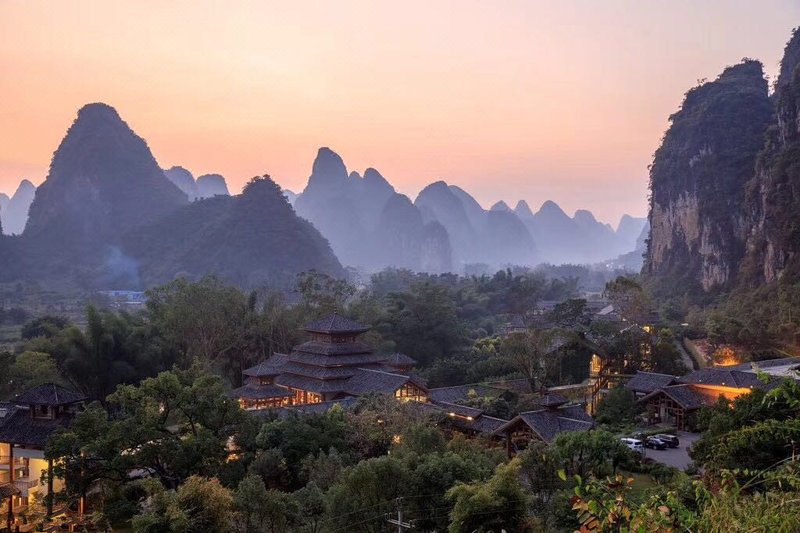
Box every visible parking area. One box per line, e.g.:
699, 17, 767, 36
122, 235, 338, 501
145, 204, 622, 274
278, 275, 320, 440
640, 431, 700, 470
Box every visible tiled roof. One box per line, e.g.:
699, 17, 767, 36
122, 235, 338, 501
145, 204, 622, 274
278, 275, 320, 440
278, 361, 358, 380
468, 415, 508, 434
287, 351, 386, 366
343, 369, 425, 396
293, 341, 374, 356
536, 393, 569, 407
14, 384, 86, 406
384, 353, 417, 366
494, 404, 595, 443
625, 371, 679, 393
486, 378, 533, 395
596, 304, 616, 316
415, 402, 509, 435
639, 384, 721, 410
728, 357, 800, 371
243, 355, 288, 377
274, 373, 348, 394
679, 368, 772, 389
0, 483, 20, 498
431, 401, 484, 418
0, 406, 75, 447
228, 384, 293, 400
304, 314, 369, 334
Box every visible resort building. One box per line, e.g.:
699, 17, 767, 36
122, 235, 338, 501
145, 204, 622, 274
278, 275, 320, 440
633, 357, 800, 430
493, 393, 596, 457
0, 383, 86, 528
231, 314, 428, 409
234, 314, 596, 448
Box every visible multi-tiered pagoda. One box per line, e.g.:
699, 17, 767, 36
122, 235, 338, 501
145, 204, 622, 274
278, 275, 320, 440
232, 314, 427, 409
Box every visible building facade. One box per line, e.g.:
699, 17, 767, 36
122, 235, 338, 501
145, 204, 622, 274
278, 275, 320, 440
0, 383, 86, 528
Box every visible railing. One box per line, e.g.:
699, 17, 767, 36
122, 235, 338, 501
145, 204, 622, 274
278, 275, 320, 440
14, 477, 39, 491
0, 455, 11, 463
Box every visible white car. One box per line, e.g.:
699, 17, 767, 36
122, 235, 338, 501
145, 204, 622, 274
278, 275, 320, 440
620, 437, 644, 454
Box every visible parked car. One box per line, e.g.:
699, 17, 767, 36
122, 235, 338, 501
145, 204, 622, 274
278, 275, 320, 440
654, 434, 680, 448
645, 436, 667, 450
620, 437, 644, 454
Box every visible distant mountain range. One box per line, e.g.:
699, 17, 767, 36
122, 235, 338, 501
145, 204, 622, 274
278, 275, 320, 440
293, 148, 646, 271
163, 166, 230, 201
0, 179, 36, 235
0, 101, 645, 290
0, 103, 342, 288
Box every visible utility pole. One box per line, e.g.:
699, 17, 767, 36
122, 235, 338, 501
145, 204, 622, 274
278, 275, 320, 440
386, 497, 413, 532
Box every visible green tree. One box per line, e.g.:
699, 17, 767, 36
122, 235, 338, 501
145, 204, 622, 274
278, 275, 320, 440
292, 482, 325, 533
47, 364, 245, 511
7, 351, 63, 394
651, 328, 688, 375
325, 455, 410, 532
517, 441, 561, 511
500, 328, 558, 390
234, 474, 270, 533
604, 276, 652, 324
132, 476, 234, 533
295, 270, 355, 316
146, 277, 252, 381
595, 387, 641, 428
551, 430, 631, 478
383, 281, 466, 365
446, 460, 528, 533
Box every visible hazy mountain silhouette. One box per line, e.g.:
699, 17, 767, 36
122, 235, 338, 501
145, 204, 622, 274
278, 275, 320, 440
294, 148, 452, 272
196, 174, 229, 198
124, 176, 343, 288
291, 148, 643, 271
164, 167, 230, 201
415, 181, 479, 265
0, 103, 340, 290
512, 199, 645, 265
163, 166, 198, 199
23, 103, 188, 271
283, 189, 297, 205
0, 179, 36, 235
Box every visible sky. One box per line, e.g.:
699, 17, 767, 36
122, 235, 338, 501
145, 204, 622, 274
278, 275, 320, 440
0, 1, 797, 225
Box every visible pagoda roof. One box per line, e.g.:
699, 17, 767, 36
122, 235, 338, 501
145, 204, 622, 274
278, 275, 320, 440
14, 383, 86, 406
229, 384, 293, 400
292, 340, 374, 356
304, 313, 369, 334
243, 355, 288, 377
287, 352, 387, 367
384, 353, 417, 367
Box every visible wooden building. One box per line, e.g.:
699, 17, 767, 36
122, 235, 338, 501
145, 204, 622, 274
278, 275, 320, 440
635, 363, 794, 430
493, 393, 595, 457
0, 384, 86, 528
232, 314, 428, 409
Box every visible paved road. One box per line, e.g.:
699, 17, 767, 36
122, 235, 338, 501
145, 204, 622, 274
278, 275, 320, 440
642, 431, 700, 470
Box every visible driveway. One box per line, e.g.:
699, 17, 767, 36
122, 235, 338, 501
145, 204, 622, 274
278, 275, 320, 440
642, 431, 700, 470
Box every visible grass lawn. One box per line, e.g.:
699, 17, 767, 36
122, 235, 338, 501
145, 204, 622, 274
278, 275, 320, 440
618, 469, 659, 495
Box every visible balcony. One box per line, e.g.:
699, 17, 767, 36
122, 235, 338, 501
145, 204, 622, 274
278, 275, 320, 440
13, 477, 40, 493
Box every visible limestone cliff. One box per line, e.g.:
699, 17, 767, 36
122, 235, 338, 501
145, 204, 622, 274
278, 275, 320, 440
644, 60, 773, 291
743, 29, 800, 283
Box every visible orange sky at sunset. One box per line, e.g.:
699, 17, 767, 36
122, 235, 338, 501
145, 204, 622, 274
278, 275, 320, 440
1, 1, 797, 223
